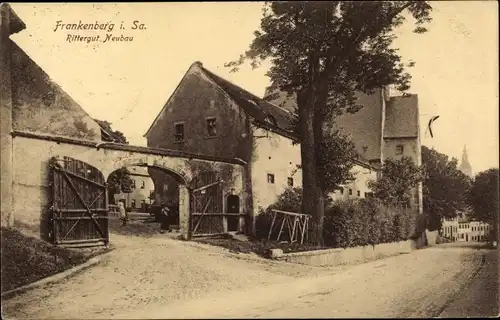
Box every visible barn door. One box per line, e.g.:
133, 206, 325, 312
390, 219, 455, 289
190, 171, 223, 236
49, 156, 109, 247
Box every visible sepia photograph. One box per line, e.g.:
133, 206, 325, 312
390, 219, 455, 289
0, 1, 498, 319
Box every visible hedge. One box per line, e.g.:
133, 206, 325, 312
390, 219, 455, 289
255, 187, 421, 248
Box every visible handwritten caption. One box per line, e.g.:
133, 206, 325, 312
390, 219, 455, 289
53, 21, 147, 44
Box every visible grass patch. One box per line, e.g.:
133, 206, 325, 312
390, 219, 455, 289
196, 235, 328, 258
1, 227, 108, 294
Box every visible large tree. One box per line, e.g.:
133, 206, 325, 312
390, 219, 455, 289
227, 1, 432, 245
468, 168, 499, 241
367, 157, 423, 207
94, 119, 133, 204
421, 146, 472, 231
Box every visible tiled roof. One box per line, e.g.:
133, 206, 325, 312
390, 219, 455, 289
199, 65, 298, 139
383, 95, 419, 138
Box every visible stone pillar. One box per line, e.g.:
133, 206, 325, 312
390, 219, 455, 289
0, 4, 14, 227
178, 185, 190, 240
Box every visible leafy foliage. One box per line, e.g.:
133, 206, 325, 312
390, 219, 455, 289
368, 157, 423, 206
227, 1, 432, 245
468, 168, 499, 240
255, 188, 418, 248
317, 130, 358, 193
421, 146, 472, 231
94, 119, 129, 144
107, 167, 134, 204
323, 199, 417, 248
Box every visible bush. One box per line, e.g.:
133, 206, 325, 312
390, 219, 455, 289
323, 199, 418, 248
255, 188, 419, 249
254, 187, 302, 240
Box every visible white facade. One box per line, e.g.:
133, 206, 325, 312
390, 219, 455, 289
251, 126, 302, 212
114, 166, 155, 210
441, 216, 492, 242
250, 125, 378, 212
329, 163, 378, 201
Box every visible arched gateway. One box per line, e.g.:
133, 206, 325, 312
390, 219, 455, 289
9, 131, 247, 246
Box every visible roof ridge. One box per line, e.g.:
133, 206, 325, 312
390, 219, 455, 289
200, 66, 296, 117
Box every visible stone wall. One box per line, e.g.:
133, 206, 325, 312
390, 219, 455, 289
11, 133, 246, 240
275, 240, 414, 267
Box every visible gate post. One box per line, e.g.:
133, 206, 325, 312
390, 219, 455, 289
178, 185, 190, 240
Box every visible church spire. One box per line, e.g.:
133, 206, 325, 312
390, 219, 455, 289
459, 145, 472, 177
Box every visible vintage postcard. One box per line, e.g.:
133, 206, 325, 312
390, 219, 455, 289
1, 2, 498, 319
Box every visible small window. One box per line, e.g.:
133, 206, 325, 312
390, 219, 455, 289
141, 181, 145, 189
174, 123, 185, 142
131, 180, 136, 189
131, 199, 136, 208
349, 188, 353, 195
287, 177, 294, 187
340, 188, 344, 195
357, 190, 361, 197
396, 145, 404, 155
267, 173, 275, 184
206, 117, 217, 137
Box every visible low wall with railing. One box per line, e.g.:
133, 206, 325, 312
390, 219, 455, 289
272, 240, 416, 267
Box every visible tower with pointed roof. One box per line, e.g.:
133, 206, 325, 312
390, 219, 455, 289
459, 145, 472, 177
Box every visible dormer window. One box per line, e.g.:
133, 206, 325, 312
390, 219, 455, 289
265, 115, 277, 126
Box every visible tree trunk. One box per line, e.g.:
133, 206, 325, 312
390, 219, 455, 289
298, 91, 324, 246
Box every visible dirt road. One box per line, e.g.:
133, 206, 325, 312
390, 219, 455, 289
119, 243, 495, 319
1, 233, 334, 319
3, 237, 497, 319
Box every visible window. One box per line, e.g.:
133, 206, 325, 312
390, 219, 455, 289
287, 177, 294, 187
141, 181, 145, 189
131, 199, 136, 208
267, 173, 275, 184
349, 188, 353, 195
206, 117, 217, 137
357, 190, 361, 197
174, 122, 185, 142
395, 145, 404, 155
340, 188, 344, 194
131, 180, 136, 189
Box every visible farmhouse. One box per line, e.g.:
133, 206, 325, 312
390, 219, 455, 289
144, 61, 423, 217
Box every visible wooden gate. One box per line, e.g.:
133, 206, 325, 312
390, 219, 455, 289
190, 171, 224, 237
49, 156, 109, 247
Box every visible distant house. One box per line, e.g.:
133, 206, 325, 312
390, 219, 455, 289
114, 166, 154, 211
441, 211, 492, 242
144, 61, 378, 217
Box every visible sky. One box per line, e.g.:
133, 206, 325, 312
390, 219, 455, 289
9, 2, 499, 175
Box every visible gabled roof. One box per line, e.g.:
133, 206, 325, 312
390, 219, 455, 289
144, 61, 298, 140
199, 64, 298, 139
383, 94, 419, 138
